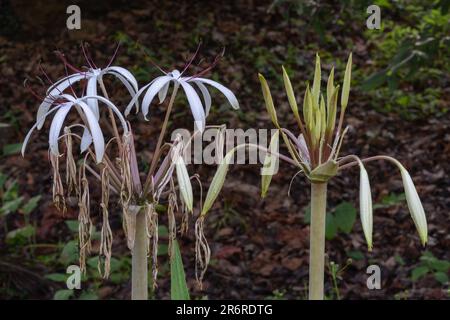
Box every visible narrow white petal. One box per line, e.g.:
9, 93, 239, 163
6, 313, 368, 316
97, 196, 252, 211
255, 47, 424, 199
192, 77, 239, 109
141, 76, 173, 119
179, 81, 206, 132
104, 66, 139, 91
80, 95, 128, 133
77, 101, 105, 163
194, 81, 212, 116
80, 128, 93, 153
103, 67, 140, 111
46, 73, 87, 96
86, 76, 100, 119
158, 82, 170, 104
36, 74, 86, 129
48, 103, 73, 155
124, 81, 154, 116
22, 106, 61, 156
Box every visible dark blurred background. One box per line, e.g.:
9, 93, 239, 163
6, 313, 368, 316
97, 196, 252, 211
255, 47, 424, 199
0, 0, 449, 300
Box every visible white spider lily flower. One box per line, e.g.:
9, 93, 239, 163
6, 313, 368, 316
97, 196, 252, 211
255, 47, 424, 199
22, 94, 128, 164
36, 66, 138, 130
398, 165, 428, 246
358, 161, 373, 251
125, 69, 239, 131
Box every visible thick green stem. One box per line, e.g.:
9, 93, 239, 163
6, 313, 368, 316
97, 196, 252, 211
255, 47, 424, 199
309, 182, 327, 300
132, 210, 148, 300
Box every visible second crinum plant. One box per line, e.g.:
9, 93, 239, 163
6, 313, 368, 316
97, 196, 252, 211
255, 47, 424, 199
21, 45, 239, 300
257, 53, 428, 300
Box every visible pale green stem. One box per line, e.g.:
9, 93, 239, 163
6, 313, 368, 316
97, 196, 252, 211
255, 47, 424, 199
309, 182, 327, 300
132, 210, 148, 300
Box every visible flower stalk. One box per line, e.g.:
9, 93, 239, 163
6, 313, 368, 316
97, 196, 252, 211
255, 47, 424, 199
132, 208, 148, 300
309, 182, 327, 300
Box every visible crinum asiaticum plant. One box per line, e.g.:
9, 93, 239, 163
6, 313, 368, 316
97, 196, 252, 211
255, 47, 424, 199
258, 53, 428, 300
21, 44, 239, 300
199, 53, 428, 300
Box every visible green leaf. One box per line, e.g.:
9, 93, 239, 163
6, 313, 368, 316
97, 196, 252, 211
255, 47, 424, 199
87, 257, 99, 269
45, 273, 67, 282
59, 240, 79, 265
6, 225, 35, 245
1, 197, 24, 215
325, 212, 337, 240
158, 243, 168, 256
79, 291, 98, 300
429, 259, 450, 272
334, 202, 357, 234
170, 240, 190, 300
158, 225, 169, 237
347, 250, 364, 261
54, 289, 73, 300
0, 173, 7, 189
2, 143, 22, 156
65, 220, 79, 233
434, 272, 448, 284
22, 195, 41, 215
411, 266, 429, 281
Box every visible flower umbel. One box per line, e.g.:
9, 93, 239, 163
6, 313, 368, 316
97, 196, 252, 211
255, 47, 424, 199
257, 53, 427, 249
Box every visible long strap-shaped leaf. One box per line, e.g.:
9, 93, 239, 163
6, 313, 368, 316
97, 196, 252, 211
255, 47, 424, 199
170, 240, 190, 300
